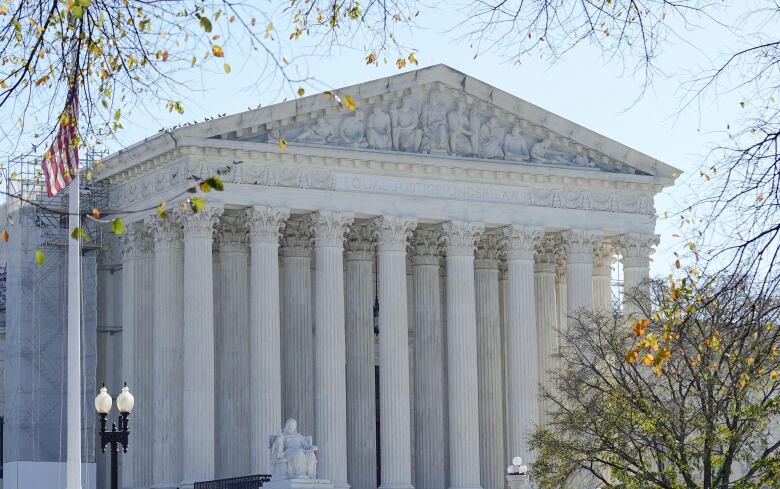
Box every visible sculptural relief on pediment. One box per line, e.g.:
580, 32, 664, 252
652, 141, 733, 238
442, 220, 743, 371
232, 84, 645, 175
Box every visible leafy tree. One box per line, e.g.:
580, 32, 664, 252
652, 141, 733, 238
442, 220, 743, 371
530, 273, 780, 489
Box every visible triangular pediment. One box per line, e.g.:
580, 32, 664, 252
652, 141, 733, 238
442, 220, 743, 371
102, 65, 679, 182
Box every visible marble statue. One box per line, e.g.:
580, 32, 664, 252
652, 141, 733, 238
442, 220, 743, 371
338, 112, 367, 148
269, 418, 318, 480
573, 147, 594, 167
390, 98, 422, 152
367, 105, 392, 150
479, 117, 504, 159
447, 101, 474, 156
420, 89, 448, 153
296, 118, 334, 144
503, 125, 533, 161
530, 138, 572, 165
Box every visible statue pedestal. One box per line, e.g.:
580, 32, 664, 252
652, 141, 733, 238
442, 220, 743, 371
506, 474, 530, 489
265, 479, 334, 489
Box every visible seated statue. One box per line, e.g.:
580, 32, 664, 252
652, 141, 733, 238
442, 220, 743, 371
269, 418, 318, 480
503, 125, 532, 161
338, 112, 368, 148
295, 118, 334, 145
530, 138, 572, 165
479, 117, 504, 159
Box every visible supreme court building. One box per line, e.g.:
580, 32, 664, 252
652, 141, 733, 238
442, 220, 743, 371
2, 64, 678, 489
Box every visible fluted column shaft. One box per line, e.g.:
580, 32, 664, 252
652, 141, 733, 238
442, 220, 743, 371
412, 230, 447, 489
215, 216, 250, 477
247, 206, 290, 474
474, 235, 504, 489
443, 221, 485, 489
534, 237, 558, 427
345, 223, 377, 489
375, 216, 416, 489
281, 218, 315, 435
503, 225, 543, 465
313, 211, 354, 489
181, 207, 222, 487
148, 216, 184, 489
592, 241, 615, 311
563, 230, 599, 317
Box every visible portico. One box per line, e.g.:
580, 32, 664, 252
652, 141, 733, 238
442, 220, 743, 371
98, 64, 676, 489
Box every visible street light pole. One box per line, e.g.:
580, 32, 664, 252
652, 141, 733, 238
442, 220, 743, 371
95, 383, 135, 489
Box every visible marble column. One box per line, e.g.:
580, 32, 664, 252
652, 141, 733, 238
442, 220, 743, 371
215, 215, 250, 477
563, 230, 599, 317
592, 240, 615, 312
411, 229, 448, 489
502, 225, 543, 465
312, 210, 354, 489
345, 222, 377, 489
474, 234, 505, 489
442, 220, 485, 489
375, 216, 417, 489
281, 217, 315, 435
534, 235, 558, 427
247, 206, 290, 474
618, 233, 658, 317
181, 206, 223, 487
554, 254, 567, 344
147, 215, 184, 489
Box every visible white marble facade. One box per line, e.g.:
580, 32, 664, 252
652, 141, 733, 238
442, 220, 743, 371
97, 65, 676, 489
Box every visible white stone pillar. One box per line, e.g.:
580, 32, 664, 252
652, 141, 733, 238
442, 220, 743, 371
281, 217, 315, 435
411, 229, 448, 489
563, 230, 599, 317
247, 206, 290, 474
555, 254, 566, 343
147, 215, 184, 489
374, 216, 417, 489
215, 215, 250, 477
474, 234, 505, 489
345, 222, 377, 489
442, 220, 485, 489
502, 225, 543, 465
592, 241, 615, 312
534, 235, 558, 427
618, 234, 658, 317
312, 210, 354, 489
181, 206, 223, 487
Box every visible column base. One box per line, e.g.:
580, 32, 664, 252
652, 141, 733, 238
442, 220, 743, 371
266, 478, 335, 489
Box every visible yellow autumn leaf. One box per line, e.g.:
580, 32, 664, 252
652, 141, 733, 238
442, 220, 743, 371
223, 63, 231, 73
278, 137, 287, 152
625, 349, 639, 364
35, 249, 45, 265
632, 319, 650, 337
642, 353, 655, 367
297, 87, 305, 97
212, 45, 224, 57
770, 370, 778, 380
343, 95, 357, 111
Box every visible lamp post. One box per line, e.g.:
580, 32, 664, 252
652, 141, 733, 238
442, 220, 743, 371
95, 383, 134, 489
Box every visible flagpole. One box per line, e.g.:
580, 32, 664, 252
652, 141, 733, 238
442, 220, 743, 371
66, 167, 81, 489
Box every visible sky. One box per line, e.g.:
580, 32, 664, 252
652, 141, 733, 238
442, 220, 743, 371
105, 2, 767, 278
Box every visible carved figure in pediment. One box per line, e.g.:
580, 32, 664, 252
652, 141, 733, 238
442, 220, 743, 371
367, 105, 392, 150
503, 125, 533, 161
447, 100, 474, 156
420, 89, 449, 154
390, 97, 422, 152
338, 111, 367, 148
573, 148, 594, 167
295, 118, 334, 144
530, 138, 572, 165
479, 117, 504, 159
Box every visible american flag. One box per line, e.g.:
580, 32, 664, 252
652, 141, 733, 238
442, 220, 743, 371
42, 93, 79, 197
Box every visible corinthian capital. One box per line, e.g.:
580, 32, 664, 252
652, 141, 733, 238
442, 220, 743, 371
311, 210, 353, 248
593, 240, 617, 272
345, 221, 375, 261
246, 206, 290, 244
182, 205, 224, 240
410, 228, 442, 265
120, 223, 153, 261
145, 213, 183, 250
374, 215, 417, 252
475, 233, 503, 269
215, 214, 249, 253
534, 234, 560, 268
501, 224, 544, 261
562, 229, 601, 264
281, 216, 313, 258
617, 233, 659, 268
440, 220, 485, 257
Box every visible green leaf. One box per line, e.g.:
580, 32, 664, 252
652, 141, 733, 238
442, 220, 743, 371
111, 218, 126, 235
186, 186, 197, 193
190, 196, 206, 213
113, 109, 121, 121
205, 176, 224, 191
70, 226, 88, 240
35, 249, 45, 266
200, 16, 212, 33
